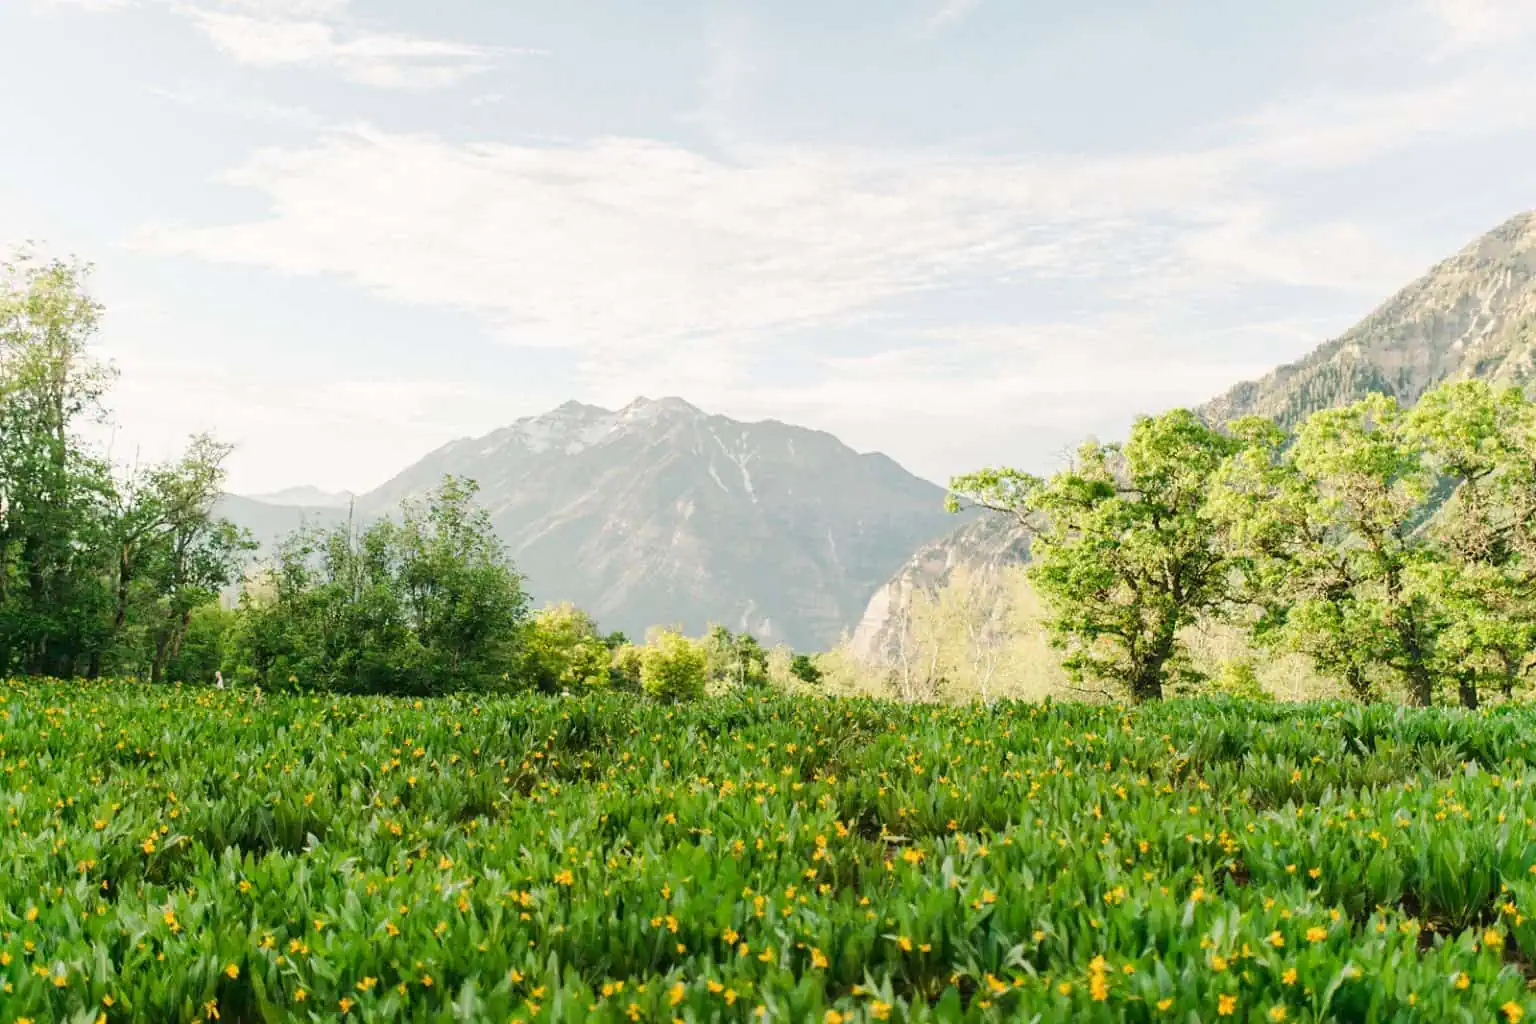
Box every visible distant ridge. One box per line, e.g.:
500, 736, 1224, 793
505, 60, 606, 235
222, 397, 960, 650
245, 486, 355, 508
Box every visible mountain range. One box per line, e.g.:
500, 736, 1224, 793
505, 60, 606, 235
224, 210, 1536, 658
221, 397, 962, 650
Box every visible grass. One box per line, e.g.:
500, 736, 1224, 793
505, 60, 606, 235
3, 679, 1536, 1021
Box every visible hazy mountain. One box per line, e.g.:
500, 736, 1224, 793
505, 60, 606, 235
246, 486, 355, 508
223, 397, 959, 650
850, 210, 1536, 662
847, 513, 1029, 662
213, 494, 348, 552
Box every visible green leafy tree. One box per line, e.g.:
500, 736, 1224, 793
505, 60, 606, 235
789, 653, 823, 686
391, 477, 529, 689
524, 602, 611, 692
1211, 395, 1444, 705
1210, 416, 1385, 701
951, 410, 1238, 702
139, 437, 255, 682
702, 624, 769, 690
1403, 381, 1536, 705
609, 642, 644, 693
0, 250, 116, 677
640, 628, 707, 702
228, 476, 529, 694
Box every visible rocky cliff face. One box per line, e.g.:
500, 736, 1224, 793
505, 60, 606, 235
1203, 211, 1536, 426
845, 512, 1029, 661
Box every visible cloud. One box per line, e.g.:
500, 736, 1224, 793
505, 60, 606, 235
137, 129, 1249, 366
181, 9, 529, 89
1424, 0, 1536, 51
109, 0, 1536, 485
43, 0, 535, 89
135, 42, 1536, 374
923, 0, 982, 34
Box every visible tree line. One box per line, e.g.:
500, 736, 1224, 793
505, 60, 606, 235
0, 252, 823, 699
949, 385, 1536, 707
13, 249, 1533, 708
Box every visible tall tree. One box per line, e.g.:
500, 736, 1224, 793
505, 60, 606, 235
951, 410, 1238, 701
1211, 395, 1444, 705
0, 251, 116, 676
1403, 381, 1536, 706
702, 624, 769, 690
96, 434, 247, 678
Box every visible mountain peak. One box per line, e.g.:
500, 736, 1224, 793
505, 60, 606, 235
1204, 209, 1536, 427
620, 396, 701, 419
244, 485, 355, 509
271, 393, 957, 649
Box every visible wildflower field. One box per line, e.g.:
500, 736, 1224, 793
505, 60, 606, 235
5, 683, 1536, 1022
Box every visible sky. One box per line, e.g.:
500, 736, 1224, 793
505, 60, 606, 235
2, 0, 1535, 495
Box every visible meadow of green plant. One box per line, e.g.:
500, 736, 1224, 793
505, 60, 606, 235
5, 681, 1536, 1023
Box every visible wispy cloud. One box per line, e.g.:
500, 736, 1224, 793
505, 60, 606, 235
136, 41, 1536, 372
1424, 0, 1536, 52
180, 8, 538, 89
46, 0, 540, 89
135, 130, 1224, 358
922, 0, 982, 34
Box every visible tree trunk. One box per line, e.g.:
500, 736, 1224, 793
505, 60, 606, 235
1501, 657, 1519, 702
1133, 622, 1176, 703
1406, 663, 1434, 707
1458, 675, 1479, 710
169, 608, 192, 660
1130, 667, 1163, 703
150, 629, 172, 683
91, 546, 134, 679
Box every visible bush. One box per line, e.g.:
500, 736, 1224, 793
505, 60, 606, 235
226, 476, 529, 695
164, 602, 236, 685
524, 602, 610, 692
640, 629, 707, 702
1213, 657, 1271, 701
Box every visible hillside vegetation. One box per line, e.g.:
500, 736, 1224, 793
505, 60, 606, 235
7, 681, 1536, 1022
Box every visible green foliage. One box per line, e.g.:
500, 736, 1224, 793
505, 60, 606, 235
524, 601, 611, 692
8, 681, 1536, 1021
0, 252, 250, 680
163, 601, 237, 684
639, 628, 708, 702
0, 251, 117, 676
954, 410, 1238, 702
1211, 657, 1270, 701
228, 477, 529, 695
1404, 381, 1536, 706
609, 642, 644, 693
702, 624, 769, 690
1212, 385, 1536, 708
789, 652, 823, 686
